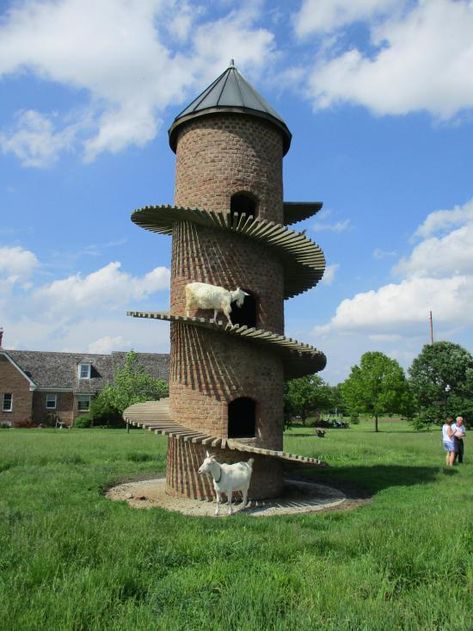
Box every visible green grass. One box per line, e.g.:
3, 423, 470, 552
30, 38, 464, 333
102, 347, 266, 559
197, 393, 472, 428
1, 421, 472, 630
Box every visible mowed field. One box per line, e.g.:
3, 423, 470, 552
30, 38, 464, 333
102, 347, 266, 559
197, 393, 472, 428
0, 420, 472, 631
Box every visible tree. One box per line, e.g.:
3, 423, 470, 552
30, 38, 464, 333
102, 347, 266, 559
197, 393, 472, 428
328, 383, 347, 418
341, 352, 412, 432
89, 351, 168, 426
409, 341, 473, 428
284, 374, 332, 425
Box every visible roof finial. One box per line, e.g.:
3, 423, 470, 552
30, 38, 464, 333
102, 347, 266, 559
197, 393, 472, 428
229, 58, 235, 67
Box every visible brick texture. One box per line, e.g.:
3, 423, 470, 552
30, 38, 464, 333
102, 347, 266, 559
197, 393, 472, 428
174, 114, 284, 223
169, 323, 284, 448
0, 355, 33, 427
171, 222, 284, 333
165, 437, 284, 500
167, 112, 287, 499
32, 391, 75, 426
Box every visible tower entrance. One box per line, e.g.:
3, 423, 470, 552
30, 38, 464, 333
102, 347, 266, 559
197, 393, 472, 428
230, 291, 258, 328
231, 193, 257, 220
228, 397, 256, 438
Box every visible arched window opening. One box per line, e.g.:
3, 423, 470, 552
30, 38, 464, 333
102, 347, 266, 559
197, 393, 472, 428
228, 397, 256, 438
230, 193, 257, 220
230, 290, 258, 328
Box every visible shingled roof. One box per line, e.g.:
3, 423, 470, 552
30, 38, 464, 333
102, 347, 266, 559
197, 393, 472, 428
5, 350, 169, 394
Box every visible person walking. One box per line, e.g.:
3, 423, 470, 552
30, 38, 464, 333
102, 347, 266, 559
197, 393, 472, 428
452, 416, 466, 464
442, 416, 455, 466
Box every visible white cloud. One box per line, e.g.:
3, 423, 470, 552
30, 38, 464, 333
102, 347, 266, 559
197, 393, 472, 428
87, 335, 131, 354
395, 224, 473, 279
373, 248, 397, 260
312, 219, 350, 233
34, 261, 170, 316
0, 0, 276, 165
0, 245, 38, 286
304, 0, 473, 119
0, 110, 76, 167
316, 276, 471, 335
414, 199, 473, 238
293, 0, 401, 37
4, 315, 170, 355
321, 263, 339, 285
1, 250, 171, 354
316, 197, 473, 342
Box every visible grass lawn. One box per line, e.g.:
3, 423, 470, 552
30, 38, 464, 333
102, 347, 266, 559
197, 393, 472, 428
0, 420, 472, 630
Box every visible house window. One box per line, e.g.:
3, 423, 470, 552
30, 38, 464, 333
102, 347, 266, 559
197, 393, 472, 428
78, 363, 91, 379
77, 395, 91, 412
46, 394, 57, 410
2, 393, 12, 412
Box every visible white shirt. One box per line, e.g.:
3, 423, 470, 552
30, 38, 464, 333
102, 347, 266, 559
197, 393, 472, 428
452, 423, 465, 438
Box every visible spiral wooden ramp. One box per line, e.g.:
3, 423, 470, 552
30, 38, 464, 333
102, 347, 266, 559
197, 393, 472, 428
125, 202, 327, 473
131, 205, 326, 298
123, 398, 326, 468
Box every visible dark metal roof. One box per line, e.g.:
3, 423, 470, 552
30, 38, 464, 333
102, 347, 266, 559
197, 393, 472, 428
169, 62, 292, 155
5, 350, 169, 393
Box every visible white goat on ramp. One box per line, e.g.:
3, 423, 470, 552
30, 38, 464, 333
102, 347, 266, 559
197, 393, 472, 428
198, 452, 254, 515
185, 282, 248, 325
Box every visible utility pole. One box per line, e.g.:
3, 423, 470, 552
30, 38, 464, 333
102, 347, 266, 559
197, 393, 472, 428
429, 310, 434, 345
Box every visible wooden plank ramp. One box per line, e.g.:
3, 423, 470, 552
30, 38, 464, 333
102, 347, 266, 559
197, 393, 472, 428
126, 311, 326, 378
123, 399, 327, 468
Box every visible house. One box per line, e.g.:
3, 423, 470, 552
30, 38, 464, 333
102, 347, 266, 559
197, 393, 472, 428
0, 333, 169, 427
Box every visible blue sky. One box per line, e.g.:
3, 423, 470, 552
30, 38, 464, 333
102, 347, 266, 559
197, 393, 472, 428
1, 0, 473, 383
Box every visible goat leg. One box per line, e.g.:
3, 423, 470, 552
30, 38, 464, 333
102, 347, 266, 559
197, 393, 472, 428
215, 490, 221, 516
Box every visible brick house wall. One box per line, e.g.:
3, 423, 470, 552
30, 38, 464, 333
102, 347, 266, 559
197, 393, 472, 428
32, 391, 75, 426
0, 355, 33, 426
2, 350, 169, 428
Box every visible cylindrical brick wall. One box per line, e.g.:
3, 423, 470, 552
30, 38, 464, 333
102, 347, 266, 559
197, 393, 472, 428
169, 323, 284, 449
174, 114, 284, 223
168, 112, 286, 499
166, 438, 284, 500
171, 222, 284, 334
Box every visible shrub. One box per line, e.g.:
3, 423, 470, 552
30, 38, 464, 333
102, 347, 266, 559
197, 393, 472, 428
74, 414, 93, 428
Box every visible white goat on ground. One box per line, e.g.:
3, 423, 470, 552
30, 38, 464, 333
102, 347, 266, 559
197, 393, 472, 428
198, 452, 254, 515
185, 282, 248, 325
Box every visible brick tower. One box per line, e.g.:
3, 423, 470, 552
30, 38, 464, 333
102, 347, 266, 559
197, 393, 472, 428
125, 63, 326, 500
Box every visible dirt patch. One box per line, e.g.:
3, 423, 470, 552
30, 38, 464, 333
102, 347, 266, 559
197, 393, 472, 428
106, 477, 368, 517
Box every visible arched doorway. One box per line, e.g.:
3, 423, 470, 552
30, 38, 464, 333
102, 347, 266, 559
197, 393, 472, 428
228, 397, 256, 438
230, 290, 258, 328
230, 193, 257, 220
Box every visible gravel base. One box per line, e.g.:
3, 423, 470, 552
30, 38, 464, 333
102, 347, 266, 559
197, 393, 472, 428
106, 477, 354, 517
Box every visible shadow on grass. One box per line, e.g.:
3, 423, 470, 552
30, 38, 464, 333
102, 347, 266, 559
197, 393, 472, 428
288, 463, 452, 498
286, 430, 418, 436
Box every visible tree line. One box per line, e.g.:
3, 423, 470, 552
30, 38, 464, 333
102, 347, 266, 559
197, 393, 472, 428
285, 341, 473, 431
78, 342, 473, 432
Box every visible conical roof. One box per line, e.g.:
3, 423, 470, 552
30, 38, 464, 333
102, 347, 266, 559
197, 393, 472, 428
168, 62, 292, 155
